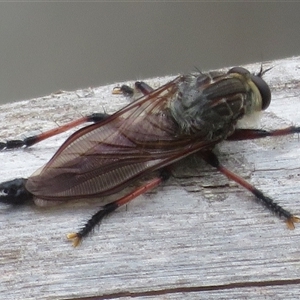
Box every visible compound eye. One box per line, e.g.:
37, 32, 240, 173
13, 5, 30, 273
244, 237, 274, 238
229, 67, 271, 110
228, 67, 250, 76
250, 75, 271, 110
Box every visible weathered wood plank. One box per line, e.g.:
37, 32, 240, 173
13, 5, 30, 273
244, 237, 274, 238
0, 57, 300, 300
120, 284, 300, 300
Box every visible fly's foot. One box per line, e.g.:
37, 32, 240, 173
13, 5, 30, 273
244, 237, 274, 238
67, 232, 82, 247
112, 85, 134, 96
285, 215, 300, 229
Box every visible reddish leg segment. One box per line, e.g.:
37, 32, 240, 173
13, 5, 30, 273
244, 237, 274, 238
0, 113, 109, 150
67, 169, 170, 247
227, 127, 300, 141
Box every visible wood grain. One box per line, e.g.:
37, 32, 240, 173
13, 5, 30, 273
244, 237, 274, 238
0, 57, 300, 300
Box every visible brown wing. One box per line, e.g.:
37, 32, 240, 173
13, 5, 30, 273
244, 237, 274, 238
26, 76, 216, 200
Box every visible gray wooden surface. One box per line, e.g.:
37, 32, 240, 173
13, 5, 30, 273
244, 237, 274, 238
0, 57, 300, 300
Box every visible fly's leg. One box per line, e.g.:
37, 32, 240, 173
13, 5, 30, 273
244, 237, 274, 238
227, 127, 300, 141
112, 81, 154, 97
200, 150, 300, 228
1, 81, 154, 151
67, 169, 170, 247
0, 113, 110, 150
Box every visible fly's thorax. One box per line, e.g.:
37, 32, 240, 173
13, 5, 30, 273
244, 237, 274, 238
169, 70, 265, 139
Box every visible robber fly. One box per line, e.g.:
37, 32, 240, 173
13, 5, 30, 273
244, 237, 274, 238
0, 66, 299, 247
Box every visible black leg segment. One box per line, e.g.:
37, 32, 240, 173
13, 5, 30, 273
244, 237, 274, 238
200, 150, 300, 229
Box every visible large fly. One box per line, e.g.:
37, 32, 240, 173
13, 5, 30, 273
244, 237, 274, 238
0, 66, 299, 247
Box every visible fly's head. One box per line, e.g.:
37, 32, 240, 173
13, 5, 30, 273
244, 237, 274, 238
228, 66, 271, 113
